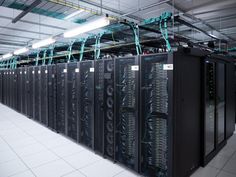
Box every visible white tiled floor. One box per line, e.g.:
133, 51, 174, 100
0, 103, 235, 177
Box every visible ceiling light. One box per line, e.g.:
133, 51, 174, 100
64, 10, 84, 20
14, 47, 29, 55
209, 34, 217, 38
64, 17, 110, 38
32, 37, 56, 49
2, 53, 13, 59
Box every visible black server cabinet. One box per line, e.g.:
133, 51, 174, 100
17, 68, 23, 113
226, 62, 235, 138
202, 59, 226, 165
13, 70, 18, 110
140, 51, 202, 177
94, 59, 115, 159
21, 68, 27, 115
67, 62, 79, 141
28, 67, 34, 118
0, 70, 2, 103
40, 66, 48, 126
56, 63, 67, 134
48, 65, 57, 130
114, 57, 139, 171
78, 60, 94, 149
34, 66, 41, 122
25, 68, 31, 117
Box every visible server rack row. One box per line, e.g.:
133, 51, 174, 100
0, 48, 235, 177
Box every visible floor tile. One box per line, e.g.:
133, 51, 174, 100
40, 136, 73, 149
31, 159, 74, 177
217, 170, 236, 177
190, 166, 220, 177
10, 170, 35, 177
14, 143, 47, 157
21, 150, 59, 168
63, 150, 102, 169
62, 170, 86, 177
7, 137, 37, 149
0, 159, 28, 177
0, 149, 18, 164
218, 146, 236, 158
208, 154, 229, 169
51, 143, 85, 157
80, 159, 124, 177
223, 158, 236, 174
114, 170, 141, 177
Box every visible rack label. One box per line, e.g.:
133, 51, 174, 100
45, 70, 48, 74
163, 64, 174, 70
63, 69, 67, 73
32, 71, 35, 74
131, 65, 139, 71
38, 70, 41, 74
25, 71, 27, 74
90, 68, 94, 72
75, 68, 79, 73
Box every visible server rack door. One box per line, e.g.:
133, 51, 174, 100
28, 67, 34, 118
13, 70, 18, 110
8, 70, 12, 107
56, 63, 67, 134
203, 59, 226, 165
25, 68, 31, 117
40, 66, 48, 126
226, 62, 236, 138
140, 54, 169, 177
216, 63, 225, 144
34, 67, 41, 121
79, 61, 94, 149
48, 65, 57, 130
67, 62, 78, 141
18, 68, 23, 113
94, 60, 105, 154
103, 59, 115, 159
114, 57, 139, 171
21, 68, 27, 114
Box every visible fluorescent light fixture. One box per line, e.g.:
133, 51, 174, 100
64, 17, 110, 38
14, 47, 29, 55
64, 10, 84, 20
3, 53, 13, 59
32, 37, 56, 49
209, 34, 217, 38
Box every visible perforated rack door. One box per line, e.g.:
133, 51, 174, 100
0, 70, 3, 103
67, 62, 79, 141
114, 56, 139, 172
28, 67, 34, 118
78, 60, 94, 149
56, 63, 67, 134
33, 66, 41, 122
40, 65, 48, 126
48, 65, 57, 130
140, 54, 169, 177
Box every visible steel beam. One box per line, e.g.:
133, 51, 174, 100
12, 0, 42, 23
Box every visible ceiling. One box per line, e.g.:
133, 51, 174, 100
0, 0, 236, 55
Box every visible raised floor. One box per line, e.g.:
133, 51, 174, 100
0, 103, 235, 177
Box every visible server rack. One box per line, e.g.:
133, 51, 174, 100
202, 57, 228, 165
28, 67, 34, 118
22, 68, 28, 115
34, 66, 41, 122
225, 62, 235, 138
40, 66, 48, 126
16, 68, 23, 113
12, 70, 18, 110
67, 62, 79, 141
25, 68, 31, 117
56, 63, 67, 134
48, 65, 57, 130
114, 57, 139, 171
78, 60, 94, 149
94, 59, 115, 159
140, 50, 202, 177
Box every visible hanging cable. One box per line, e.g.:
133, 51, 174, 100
35, 51, 40, 66
48, 46, 54, 65
94, 33, 104, 60
42, 50, 47, 66
80, 38, 87, 61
